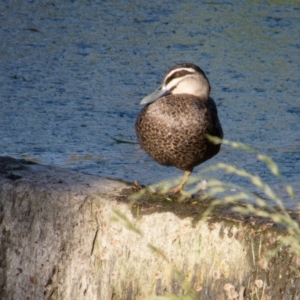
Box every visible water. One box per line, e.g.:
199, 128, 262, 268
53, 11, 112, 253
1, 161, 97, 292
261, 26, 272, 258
0, 0, 299, 208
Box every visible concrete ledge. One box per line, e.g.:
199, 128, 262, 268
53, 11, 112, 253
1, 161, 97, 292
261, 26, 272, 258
0, 157, 299, 299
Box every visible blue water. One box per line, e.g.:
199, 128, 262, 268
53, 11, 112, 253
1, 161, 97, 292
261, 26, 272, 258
0, 1, 299, 208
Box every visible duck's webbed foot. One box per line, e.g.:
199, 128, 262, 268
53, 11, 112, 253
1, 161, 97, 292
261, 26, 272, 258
167, 170, 192, 196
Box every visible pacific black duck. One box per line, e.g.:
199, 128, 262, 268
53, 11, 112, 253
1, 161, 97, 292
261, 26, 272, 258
135, 63, 223, 194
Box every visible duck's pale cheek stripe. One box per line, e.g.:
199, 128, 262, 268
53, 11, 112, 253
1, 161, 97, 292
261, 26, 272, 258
164, 68, 196, 86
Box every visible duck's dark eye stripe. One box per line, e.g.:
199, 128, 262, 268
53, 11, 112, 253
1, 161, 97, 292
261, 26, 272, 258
165, 70, 194, 86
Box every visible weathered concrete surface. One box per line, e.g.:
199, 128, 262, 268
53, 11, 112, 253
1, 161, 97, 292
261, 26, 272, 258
0, 156, 299, 300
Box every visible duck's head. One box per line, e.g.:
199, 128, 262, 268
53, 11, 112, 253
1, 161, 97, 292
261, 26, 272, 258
140, 63, 211, 105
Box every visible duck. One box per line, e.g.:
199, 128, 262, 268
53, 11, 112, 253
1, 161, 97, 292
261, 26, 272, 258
135, 63, 223, 195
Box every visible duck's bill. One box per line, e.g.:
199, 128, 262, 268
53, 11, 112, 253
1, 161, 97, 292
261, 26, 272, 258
140, 85, 169, 105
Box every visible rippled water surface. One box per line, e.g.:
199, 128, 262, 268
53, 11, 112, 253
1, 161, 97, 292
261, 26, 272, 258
1, 1, 299, 208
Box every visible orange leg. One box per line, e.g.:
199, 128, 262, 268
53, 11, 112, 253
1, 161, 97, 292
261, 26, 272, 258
168, 170, 192, 195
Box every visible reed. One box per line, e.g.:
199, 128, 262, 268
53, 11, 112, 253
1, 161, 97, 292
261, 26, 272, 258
115, 138, 298, 299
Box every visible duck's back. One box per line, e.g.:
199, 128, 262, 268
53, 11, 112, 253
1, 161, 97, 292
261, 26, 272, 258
135, 94, 223, 171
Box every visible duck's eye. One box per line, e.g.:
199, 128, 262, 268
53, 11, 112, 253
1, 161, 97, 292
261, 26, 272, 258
165, 71, 183, 85
165, 70, 193, 86
173, 72, 181, 78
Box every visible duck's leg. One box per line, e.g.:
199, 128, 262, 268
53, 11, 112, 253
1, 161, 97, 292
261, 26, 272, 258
168, 170, 192, 195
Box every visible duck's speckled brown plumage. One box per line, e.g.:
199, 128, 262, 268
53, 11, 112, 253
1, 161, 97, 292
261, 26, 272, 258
136, 94, 223, 172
